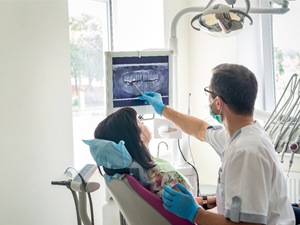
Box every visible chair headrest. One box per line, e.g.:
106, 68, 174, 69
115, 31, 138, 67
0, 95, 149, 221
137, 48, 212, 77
83, 139, 150, 186
83, 139, 132, 169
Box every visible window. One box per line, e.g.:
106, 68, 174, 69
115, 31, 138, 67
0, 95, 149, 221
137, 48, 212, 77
68, 0, 164, 167
111, 0, 164, 51
68, 0, 110, 167
272, 1, 300, 103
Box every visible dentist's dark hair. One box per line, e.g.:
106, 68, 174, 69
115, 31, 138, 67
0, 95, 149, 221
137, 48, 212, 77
94, 107, 155, 169
210, 63, 258, 115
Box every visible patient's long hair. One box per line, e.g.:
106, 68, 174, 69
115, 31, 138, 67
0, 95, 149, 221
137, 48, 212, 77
94, 107, 155, 169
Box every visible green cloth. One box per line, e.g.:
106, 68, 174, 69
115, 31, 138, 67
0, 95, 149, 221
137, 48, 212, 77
153, 157, 193, 190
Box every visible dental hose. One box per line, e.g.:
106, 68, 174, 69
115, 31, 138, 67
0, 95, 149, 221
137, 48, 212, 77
51, 180, 81, 225
71, 189, 82, 225
177, 139, 200, 197
88, 192, 95, 225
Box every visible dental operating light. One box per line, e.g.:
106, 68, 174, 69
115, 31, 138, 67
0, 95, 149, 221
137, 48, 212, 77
170, 0, 290, 55
191, 0, 253, 37
170, 0, 290, 106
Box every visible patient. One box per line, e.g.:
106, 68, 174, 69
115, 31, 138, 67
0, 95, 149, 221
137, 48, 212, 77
90, 107, 192, 198
85, 107, 216, 208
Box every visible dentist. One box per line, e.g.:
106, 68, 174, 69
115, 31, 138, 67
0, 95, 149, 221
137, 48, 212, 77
139, 63, 295, 225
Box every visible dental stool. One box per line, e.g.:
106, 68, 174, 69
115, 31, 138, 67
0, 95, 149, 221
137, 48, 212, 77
106, 174, 194, 225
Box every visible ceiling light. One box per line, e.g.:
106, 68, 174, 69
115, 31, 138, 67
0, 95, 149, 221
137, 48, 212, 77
191, 0, 253, 37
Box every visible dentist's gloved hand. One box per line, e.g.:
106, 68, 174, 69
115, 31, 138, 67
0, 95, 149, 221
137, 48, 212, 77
162, 183, 200, 223
139, 92, 165, 116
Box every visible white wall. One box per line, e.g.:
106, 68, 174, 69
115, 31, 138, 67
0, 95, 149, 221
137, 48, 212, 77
0, 1, 75, 224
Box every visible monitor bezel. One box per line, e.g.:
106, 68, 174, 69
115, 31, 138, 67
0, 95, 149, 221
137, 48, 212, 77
105, 50, 174, 116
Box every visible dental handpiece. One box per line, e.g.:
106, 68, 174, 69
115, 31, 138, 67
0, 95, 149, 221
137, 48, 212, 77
279, 111, 300, 163
287, 142, 300, 176
281, 140, 289, 163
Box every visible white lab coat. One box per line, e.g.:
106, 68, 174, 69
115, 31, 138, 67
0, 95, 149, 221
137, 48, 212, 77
206, 122, 295, 225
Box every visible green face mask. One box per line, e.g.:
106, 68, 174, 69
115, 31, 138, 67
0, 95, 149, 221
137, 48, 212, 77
209, 98, 223, 124
210, 110, 222, 124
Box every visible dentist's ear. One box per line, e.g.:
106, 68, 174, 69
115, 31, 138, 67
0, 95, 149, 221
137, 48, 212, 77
216, 97, 222, 110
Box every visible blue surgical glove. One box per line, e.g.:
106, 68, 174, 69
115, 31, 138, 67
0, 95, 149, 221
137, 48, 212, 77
139, 92, 165, 116
162, 183, 200, 223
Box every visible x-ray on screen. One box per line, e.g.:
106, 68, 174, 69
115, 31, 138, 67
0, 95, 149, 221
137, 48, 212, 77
105, 50, 173, 116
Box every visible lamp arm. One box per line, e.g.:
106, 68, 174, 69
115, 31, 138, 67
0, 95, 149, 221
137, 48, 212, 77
248, 6, 289, 15
170, 7, 205, 39
170, 7, 206, 56
244, 0, 250, 13
205, 0, 217, 10
271, 0, 289, 6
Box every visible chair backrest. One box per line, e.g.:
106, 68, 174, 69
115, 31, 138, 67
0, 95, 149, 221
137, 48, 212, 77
105, 174, 193, 225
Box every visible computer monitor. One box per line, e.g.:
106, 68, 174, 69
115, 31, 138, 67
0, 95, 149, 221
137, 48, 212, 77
105, 50, 174, 116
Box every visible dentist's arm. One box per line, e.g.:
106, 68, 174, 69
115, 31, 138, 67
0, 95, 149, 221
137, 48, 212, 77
163, 184, 261, 225
140, 92, 209, 142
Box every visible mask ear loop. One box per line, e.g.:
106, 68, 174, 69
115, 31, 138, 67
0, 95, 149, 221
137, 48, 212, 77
210, 96, 223, 116
209, 97, 217, 108
216, 96, 224, 116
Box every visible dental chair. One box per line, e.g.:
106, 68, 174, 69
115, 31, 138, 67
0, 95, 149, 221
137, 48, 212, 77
83, 139, 193, 225
105, 174, 194, 225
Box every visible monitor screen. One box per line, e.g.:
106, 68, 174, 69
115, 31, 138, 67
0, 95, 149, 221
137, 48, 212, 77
105, 50, 174, 116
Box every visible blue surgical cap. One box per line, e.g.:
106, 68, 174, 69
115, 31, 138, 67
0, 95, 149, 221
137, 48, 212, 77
82, 139, 132, 169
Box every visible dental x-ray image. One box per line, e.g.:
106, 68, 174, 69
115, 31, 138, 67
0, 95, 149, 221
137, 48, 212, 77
105, 51, 173, 116
112, 55, 170, 107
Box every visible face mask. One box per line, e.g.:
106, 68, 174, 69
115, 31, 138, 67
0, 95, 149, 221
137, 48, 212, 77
209, 98, 223, 124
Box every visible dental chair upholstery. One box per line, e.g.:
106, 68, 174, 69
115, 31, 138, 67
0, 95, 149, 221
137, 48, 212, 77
106, 174, 194, 225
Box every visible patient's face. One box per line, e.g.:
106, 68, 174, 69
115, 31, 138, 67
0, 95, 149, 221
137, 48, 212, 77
137, 119, 152, 147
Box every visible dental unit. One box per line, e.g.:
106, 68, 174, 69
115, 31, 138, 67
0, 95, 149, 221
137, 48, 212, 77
264, 74, 300, 172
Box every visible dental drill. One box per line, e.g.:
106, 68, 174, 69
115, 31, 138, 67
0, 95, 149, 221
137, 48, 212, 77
287, 134, 300, 176
280, 116, 300, 163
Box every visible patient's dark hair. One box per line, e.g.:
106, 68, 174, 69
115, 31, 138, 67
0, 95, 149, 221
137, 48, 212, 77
94, 107, 155, 169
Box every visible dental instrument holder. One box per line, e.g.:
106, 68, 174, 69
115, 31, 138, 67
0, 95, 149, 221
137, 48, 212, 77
264, 74, 300, 173
51, 164, 100, 225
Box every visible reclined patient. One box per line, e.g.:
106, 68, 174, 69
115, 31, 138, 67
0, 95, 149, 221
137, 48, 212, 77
84, 107, 192, 198
84, 107, 216, 209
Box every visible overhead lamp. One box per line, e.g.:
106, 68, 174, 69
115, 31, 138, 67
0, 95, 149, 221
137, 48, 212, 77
169, 0, 290, 108
191, 0, 253, 37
